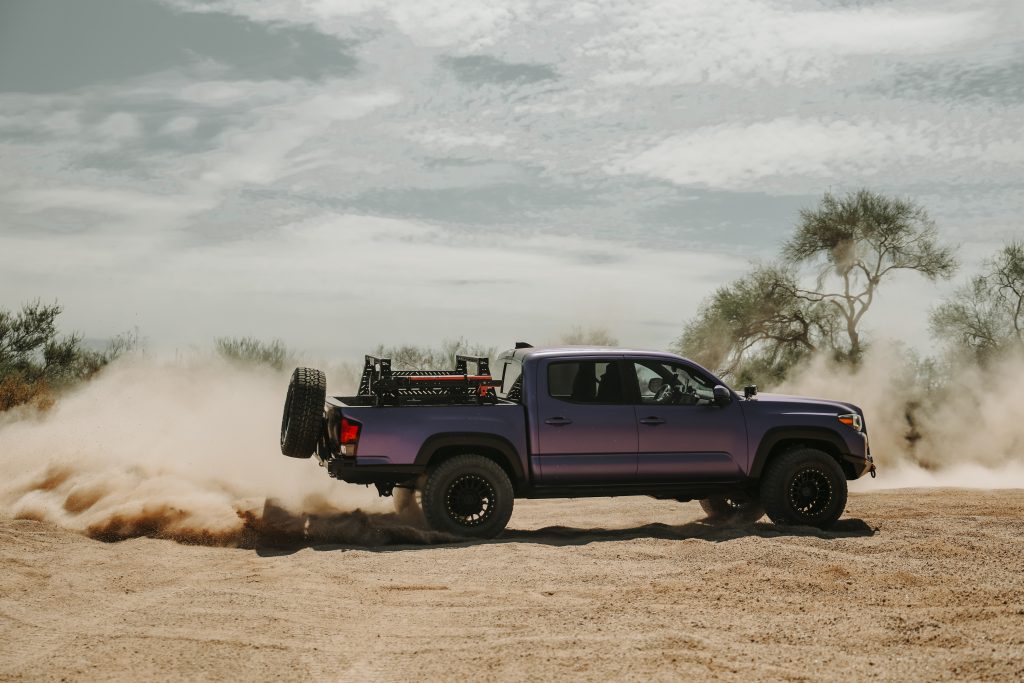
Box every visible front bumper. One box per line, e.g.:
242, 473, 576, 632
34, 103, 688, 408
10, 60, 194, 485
842, 451, 876, 479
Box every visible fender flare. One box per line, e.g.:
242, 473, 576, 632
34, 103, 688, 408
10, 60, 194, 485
749, 427, 849, 479
414, 433, 526, 484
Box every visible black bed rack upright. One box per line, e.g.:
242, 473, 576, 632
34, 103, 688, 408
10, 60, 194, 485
357, 354, 501, 406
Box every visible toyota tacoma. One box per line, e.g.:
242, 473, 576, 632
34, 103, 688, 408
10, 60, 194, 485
279, 344, 875, 538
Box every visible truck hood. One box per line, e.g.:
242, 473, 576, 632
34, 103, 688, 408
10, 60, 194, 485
753, 392, 863, 417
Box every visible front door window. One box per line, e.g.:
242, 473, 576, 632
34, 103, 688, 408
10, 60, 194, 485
633, 360, 716, 406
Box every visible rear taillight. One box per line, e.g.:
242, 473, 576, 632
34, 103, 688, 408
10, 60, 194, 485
339, 417, 361, 456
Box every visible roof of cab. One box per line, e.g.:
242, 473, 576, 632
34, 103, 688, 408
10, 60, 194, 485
500, 346, 686, 362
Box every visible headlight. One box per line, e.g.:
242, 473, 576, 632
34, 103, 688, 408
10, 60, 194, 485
838, 413, 863, 432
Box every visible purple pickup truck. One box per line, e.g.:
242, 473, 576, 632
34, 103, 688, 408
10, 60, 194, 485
279, 344, 875, 538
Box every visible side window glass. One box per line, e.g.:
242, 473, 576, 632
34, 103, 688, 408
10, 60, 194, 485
633, 361, 714, 406
498, 360, 523, 402
548, 361, 625, 404
506, 376, 523, 402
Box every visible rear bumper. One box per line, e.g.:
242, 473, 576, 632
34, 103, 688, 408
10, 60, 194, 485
326, 458, 423, 485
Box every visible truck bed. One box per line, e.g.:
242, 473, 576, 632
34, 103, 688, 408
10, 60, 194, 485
324, 396, 529, 474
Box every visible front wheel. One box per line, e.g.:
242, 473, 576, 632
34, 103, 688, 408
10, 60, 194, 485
420, 455, 514, 539
699, 495, 764, 524
760, 448, 847, 528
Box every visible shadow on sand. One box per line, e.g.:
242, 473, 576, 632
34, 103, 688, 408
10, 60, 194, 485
248, 498, 876, 557
499, 517, 876, 546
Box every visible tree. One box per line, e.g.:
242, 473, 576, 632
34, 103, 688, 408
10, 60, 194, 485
0, 301, 125, 411
930, 241, 1024, 359
672, 264, 838, 384
783, 190, 957, 361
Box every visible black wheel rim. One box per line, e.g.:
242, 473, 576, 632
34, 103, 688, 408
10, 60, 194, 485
788, 467, 833, 519
445, 474, 496, 527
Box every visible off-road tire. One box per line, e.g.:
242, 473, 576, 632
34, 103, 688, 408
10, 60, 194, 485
280, 367, 326, 459
699, 495, 765, 524
421, 455, 514, 539
760, 447, 847, 528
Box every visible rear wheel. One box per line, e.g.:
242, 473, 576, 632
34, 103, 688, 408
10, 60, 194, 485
421, 455, 514, 539
760, 447, 847, 528
280, 367, 326, 459
699, 495, 764, 524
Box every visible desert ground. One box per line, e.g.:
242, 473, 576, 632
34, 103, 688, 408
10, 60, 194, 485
1, 489, 1023, 682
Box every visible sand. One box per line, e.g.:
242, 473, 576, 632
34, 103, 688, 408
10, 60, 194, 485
1, 489, 1023, 682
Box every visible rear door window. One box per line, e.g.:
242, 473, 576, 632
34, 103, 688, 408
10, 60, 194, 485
548, 361, 626, 404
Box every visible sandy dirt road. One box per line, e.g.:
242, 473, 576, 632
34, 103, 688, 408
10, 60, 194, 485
2, 489, 1023, 682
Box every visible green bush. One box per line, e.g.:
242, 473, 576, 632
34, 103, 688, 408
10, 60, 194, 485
215, 336, 292, 370
372, 338, 496, 370
0, 301, 134, 412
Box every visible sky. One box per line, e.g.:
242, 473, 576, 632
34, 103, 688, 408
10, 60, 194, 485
1, 0, 1022, 357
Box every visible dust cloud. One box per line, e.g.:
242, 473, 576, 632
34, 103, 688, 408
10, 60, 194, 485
776, 344, 1024, 489
2, 344, 1021, 548
0, 357, 444, 547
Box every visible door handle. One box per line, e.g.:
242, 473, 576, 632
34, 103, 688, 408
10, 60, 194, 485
639, 416, 665, 426
545, 417, 573, 426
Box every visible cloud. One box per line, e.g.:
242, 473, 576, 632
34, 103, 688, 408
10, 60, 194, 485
2, 0, 1023, 356
163, 0, 529, 50
574, 0, 993, 87
161, 116, 199, 135
0, 80, 401, 233
404, 127, 508, 151
193, 88, 402, 187
95, 112, 142, 140
438, 55, 557, 86
0, 211, 749, 353
0, 0, 358, 93
610, 115, 1024, 192
8, 186, 210, 221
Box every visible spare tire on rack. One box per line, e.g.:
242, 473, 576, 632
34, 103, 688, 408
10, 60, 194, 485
280, 367, 326, 459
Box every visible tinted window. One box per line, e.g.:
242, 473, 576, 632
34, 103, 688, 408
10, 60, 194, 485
548, 361, 625, 404
633, 360, 715, 406
497, 360, 523, 401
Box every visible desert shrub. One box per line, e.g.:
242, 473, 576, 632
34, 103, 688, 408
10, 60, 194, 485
0, 374, 53, 412
372, 338, 496, 370
0, 301, 131, 412
215, 337, 292, 370
558, 326, 619, 346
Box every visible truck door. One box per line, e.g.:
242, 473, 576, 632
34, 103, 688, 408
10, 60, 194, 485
631, 359, 746, 481
533, 358, 638, 484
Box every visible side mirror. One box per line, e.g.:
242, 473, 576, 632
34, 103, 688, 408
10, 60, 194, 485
647, 377, 664, 393
713, 385, 731, 407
